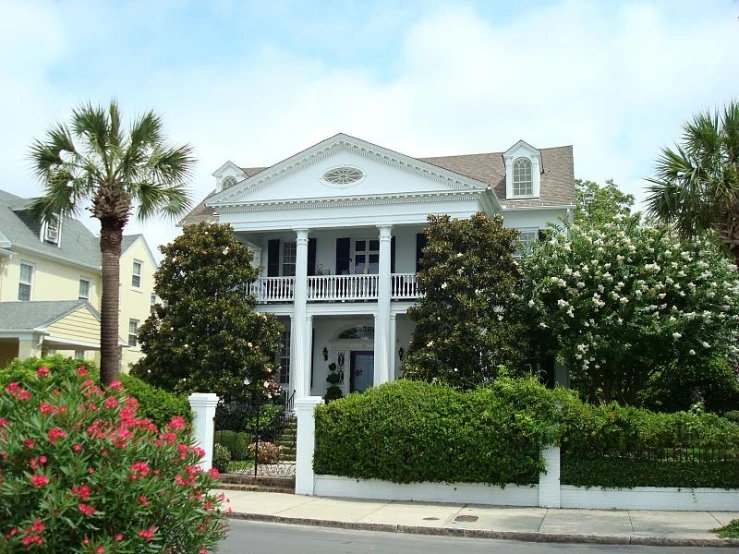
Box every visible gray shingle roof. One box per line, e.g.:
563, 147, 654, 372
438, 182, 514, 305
0, 189, 101, 268
179, 141, 575, 226
0, 300, 99, 331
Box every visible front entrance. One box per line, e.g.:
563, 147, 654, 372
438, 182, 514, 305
350, 351, 374, 393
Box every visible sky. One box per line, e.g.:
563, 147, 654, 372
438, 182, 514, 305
1, 0, 738, 254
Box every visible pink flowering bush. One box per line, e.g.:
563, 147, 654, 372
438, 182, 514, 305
0, 365, 228, 553
246, 441, 283, 464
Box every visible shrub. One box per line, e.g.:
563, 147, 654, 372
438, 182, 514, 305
247, 442, 283, 464
213, 445, 231, 474
0, 357, 191, 429
214, 430, 249, 461
0, 364, 227, 552
315, 378, 568, 486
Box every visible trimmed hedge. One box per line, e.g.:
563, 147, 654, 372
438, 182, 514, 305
214, 430, 250, 461
314, 378, 567, 486
0, 356, 190, 428
314, 378, 739, 489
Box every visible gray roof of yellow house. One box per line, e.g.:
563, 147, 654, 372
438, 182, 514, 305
0, 189, 101, 269
0, 300, 100, 331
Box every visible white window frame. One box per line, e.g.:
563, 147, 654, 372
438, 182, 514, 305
18, 262, 34, 301
514, 228, 540, 258
42, 215, 61, 246
277, 328, 291, 385
74, 350, 85, 360
281, 242, 296, 277
131, 260, 143, 288
503, 141, 541, 199
353, 238, 380, 274
512, 158, 533, 197
128, 319, 140, 347
150, 294, 157, 315
78, 278, 92, 301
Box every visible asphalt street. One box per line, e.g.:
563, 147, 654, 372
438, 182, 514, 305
220, 520, 733, 554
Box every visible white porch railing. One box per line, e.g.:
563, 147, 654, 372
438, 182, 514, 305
307, 274, 379, 301
248, 274, 422, 303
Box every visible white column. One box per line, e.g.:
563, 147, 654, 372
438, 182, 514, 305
188, 393, 220, 470
390, 313, 397, 381
303, 314, 313, 397
538, 446, 561, 508
295, 396, 324, 496
292, 229, 310, 398
374, 225, 392, 386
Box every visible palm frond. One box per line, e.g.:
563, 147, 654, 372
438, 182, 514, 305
72, 102, 113, 177
145, 144, 195, 184
134, 182, 192, 221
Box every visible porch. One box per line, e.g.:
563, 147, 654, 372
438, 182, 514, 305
248, 273, 421, 303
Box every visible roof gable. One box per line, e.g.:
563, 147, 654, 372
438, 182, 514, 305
122, 234, 158, 268
0, 300, 99, 331
207, 134, 491, 208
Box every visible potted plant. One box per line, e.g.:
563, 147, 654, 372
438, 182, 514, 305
324, 362, 343, 403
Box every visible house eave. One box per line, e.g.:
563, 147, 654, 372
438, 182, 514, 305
11, 244, 101, 272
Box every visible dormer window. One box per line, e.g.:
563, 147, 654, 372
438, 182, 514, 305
512, 158, 533, 196
43, 215, 61, 246
221, 176, 237, 190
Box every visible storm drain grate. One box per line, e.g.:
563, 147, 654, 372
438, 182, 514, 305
454, 515, 479, 522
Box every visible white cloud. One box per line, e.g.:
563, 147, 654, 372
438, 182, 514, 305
1, 0, 737, 252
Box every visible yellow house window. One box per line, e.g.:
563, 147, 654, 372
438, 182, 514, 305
18, 262, 34, 301
79, 278, 91, 301
128, 319, 139, 347
132, 261, 142, 288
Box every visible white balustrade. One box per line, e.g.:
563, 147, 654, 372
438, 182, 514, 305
249, 274, 421, 303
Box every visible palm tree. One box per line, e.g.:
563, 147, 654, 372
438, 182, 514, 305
30, 101, 194, 385
645, 101, 739, 266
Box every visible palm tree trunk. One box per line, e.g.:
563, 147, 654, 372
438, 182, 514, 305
100, 219, 124, 386
719, 205, 739, 268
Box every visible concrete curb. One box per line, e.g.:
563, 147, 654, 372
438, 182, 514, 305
228, 511, 739, 548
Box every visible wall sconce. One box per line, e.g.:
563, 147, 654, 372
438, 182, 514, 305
398, 347, 405, 361
322, 346, 329, 361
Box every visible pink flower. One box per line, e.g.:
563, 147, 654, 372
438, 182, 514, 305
166, 416, 186, 431
77, 366, 88, 376
72, 484, 91, 500
78, 503, 96, 516
36, 366, 50, 378
139, 495, 149, 507
208, 468, 221, 479
0, 418, 7, 427
115, 534, 123, 541
73, 444, 82, 452
5, 382, 19, 394
31, 519, 44, 533
17, 389, 32, 401
96, 547, 105, 554
103, 397, 119, 409
23, 438, 36, 449
39, 403, 54, 414
108, 381, 123, 391
32, 475, 50, 487
138, 526, 156, 542
48, 428, 67, 444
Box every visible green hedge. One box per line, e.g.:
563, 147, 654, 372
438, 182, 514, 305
0, 356, 190, 429
214, 430, 250, 461
314, 378, 567, 486
314, 378, 739, 489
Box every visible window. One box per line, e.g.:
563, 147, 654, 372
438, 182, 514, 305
79, 278, 91, 301
278, 329, 291, 385
221, 176, 237, 190
337, 326, 375, 340
43, 215, 60, 245
513, 158, 533, 196
514, 229, 539, 257
128, 319, 139, 347
132, 261, 142, 288
150, 294, 157, 315
354, 239, 379, 274
322, 167, 363, 185
282, 242, 296, 276
74, 350, 85, 360
18, 262, 34, 301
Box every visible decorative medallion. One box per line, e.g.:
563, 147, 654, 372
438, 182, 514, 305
322, 166, 364, 187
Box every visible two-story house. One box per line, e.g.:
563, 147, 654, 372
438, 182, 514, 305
182, 134, 575, 400
0, 189, 158, 370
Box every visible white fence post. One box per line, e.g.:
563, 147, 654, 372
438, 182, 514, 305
538, 446, 561, 508
295, 396, 324, 495
188, 393, 220, 471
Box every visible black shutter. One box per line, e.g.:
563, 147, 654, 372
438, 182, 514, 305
308, 238, 317, 276
336, 237, 351, 275
415, 233, 427, 272
267, 239, 280, 277
391, 236, 396, 273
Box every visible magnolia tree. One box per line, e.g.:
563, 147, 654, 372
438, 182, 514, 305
522, 214, 739, 405
404, 213, 528, 389
132, 223, 283, 403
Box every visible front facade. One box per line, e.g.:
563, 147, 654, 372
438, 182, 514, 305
183, 134, 575, 399
0, 189, 157, 369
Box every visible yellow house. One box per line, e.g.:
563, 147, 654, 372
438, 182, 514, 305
0, 189, 158, 370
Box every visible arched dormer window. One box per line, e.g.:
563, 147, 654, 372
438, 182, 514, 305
221, 176, 237, 190
513, 158, 533, 197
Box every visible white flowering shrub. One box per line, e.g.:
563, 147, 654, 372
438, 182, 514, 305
522, 215, 739, 405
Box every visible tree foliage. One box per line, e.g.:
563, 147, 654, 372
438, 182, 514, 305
646, 101, 739, 265
521, 215, 739, 405
131, 223, 283, 402
404, 213, 528, 389
29, 101, 194, 385
575, 178, 634, 225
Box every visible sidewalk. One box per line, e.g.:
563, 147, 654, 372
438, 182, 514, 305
216, 489, 739, 547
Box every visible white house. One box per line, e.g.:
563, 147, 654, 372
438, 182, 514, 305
181, 133, 575, 400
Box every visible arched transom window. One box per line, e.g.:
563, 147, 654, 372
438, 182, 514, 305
221, 176, 237, 190
512, 158, 533, 196
337, 326, 375, 340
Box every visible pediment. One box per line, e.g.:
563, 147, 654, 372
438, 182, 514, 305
207, 134, 490, 208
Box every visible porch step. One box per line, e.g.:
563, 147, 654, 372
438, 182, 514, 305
219, 473, 295, 494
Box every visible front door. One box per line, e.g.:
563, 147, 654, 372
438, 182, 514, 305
350, 351, 374, 393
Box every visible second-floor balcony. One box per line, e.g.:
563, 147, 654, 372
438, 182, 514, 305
248, 273, 421, 303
